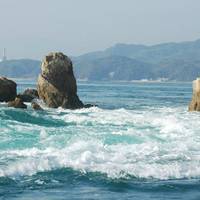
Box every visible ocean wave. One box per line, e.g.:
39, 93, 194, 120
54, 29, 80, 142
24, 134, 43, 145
1, 104, 200, 180
0, 139, 200, 180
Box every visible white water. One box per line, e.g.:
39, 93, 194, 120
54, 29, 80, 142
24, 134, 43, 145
1, 105, 200, 180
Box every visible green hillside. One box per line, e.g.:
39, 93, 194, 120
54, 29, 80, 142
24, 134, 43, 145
1, 39, 200, 81
0, 59, 40, 78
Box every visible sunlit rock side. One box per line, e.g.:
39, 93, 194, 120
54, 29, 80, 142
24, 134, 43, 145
189, 78, 200, 111
37, 52, 84, 109
0, 77, 17, 102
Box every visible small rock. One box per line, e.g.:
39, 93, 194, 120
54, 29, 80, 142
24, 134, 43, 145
8, 97, 27, 109
84, 104, 96, 108
18, 89, 39, 102
31, 102, 43, 110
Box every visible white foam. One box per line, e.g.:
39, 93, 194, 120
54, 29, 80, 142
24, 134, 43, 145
1, 106, 200, 180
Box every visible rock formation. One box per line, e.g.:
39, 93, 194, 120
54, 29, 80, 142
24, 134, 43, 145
8, 97, 27, 109
189, 78, 200, 111
18, 88, 39, 102
37, 52, 84, 109
0, 77, 17, 102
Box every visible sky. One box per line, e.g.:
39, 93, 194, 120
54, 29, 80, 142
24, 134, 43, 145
0, 0, 200, 60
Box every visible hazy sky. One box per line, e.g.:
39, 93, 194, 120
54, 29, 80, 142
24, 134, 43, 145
0, 0, 200, 59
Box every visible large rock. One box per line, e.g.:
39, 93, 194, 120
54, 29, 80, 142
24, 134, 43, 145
8, 97, 27, 109
38, 52, 84, 109
18, 88, 39, 102
0, 77, 17, 102
189, 78, 200, 111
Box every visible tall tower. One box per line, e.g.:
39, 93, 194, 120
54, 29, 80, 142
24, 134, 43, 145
2, 48, 7, 61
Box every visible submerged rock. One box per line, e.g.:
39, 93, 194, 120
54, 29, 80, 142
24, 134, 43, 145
84, 104, 96, 108
0, 77, 17, 102
8, 97, 27, 109
18, 88, 39, 102
189, 78, 200, 111
38, 52, 84, 109
31, 102, 43, 110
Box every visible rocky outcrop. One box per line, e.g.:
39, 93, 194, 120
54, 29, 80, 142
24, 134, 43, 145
0, 77, 17, 102
37, 52, 84, 109
18, 88, 39, 102
189, 78, 200, 111
8, 97, 27, 109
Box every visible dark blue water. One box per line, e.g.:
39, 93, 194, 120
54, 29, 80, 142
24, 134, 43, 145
1, 80, 200, 200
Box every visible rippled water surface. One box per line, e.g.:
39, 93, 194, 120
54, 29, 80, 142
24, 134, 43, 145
1, 80, 200, 200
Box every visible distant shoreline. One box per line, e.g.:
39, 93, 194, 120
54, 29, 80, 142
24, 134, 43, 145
8, 77, 192, 84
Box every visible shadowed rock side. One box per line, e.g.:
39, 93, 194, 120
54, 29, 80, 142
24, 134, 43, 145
189, 78, 200, 111
0, 77, 17, 102
38, 52, 84, 109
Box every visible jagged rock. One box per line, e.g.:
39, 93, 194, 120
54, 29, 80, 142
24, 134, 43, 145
38, 52, 84, 109
8, 97, 27, 109
0, 77, 17, 102
18, 88, 39, 102
31, 102, 43, 110
189, 78, 200, 111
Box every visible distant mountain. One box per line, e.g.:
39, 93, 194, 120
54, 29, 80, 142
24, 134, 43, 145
73, 39, 200, 81
1, 39, 200, 81
73, 56, 156, 81
0, 59, 40, 78
76, 39, 200, 64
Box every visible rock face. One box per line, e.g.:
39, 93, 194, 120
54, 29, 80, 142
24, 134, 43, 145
189, 78, 200, 111
8, 97, 27, 109
0, 77, 17, 102
38, 52, 84, 109
18, 89, 39, 102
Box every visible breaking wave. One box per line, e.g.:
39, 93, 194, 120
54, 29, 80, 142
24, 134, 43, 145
1, 105, 200, 180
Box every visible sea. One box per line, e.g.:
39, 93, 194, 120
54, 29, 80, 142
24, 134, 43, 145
0, 80, 200, 200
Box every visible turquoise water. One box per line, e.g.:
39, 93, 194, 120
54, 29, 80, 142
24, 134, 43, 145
1, 80, 200, 200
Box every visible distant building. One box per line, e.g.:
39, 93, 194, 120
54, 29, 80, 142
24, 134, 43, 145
2, 48, 7, 61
